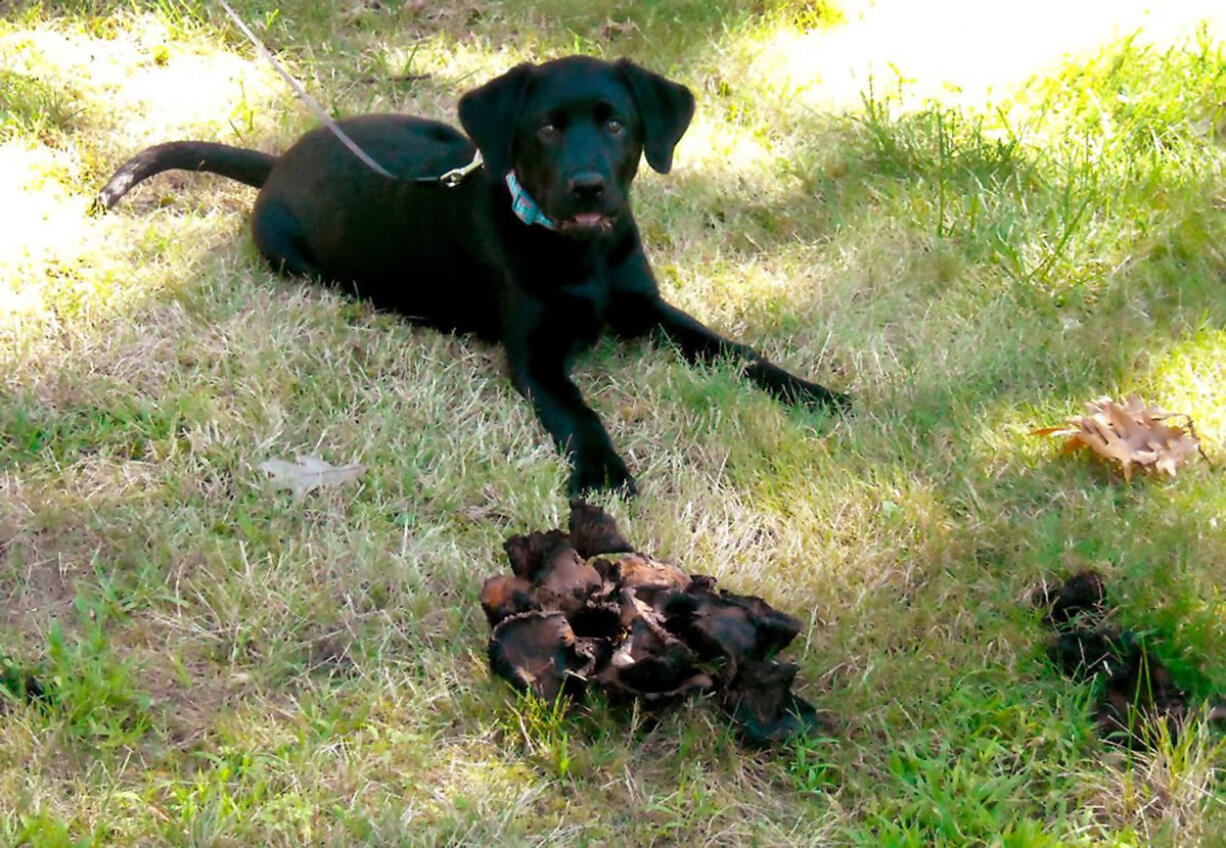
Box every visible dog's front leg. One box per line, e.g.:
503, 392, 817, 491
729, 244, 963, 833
507, 349, 637, 497
618, 296, 849, 411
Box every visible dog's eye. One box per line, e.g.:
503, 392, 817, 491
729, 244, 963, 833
605, 118, 624, 135
538, 123, 561, 142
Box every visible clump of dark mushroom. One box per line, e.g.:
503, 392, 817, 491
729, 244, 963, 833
1, 654, 48, 711
480, 499, 825, 746
1035, 570, 1225, 749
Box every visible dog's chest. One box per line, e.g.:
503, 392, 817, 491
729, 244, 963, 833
503, 224, 631, 357
516, 239, 612, 320
547, 274, 611, 350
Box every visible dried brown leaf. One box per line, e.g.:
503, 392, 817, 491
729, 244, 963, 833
1033, 396, 1203, 480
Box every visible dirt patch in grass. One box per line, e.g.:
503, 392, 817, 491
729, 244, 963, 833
0, 518, 97, 648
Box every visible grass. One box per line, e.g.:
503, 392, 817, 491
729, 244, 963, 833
2, 0, 1225, 844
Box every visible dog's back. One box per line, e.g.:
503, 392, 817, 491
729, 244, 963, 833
252, 115, 504, 337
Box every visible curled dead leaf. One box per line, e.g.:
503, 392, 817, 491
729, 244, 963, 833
1034, 395, 1204, 480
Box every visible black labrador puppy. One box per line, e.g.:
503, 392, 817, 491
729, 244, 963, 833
97, 56, 847, 495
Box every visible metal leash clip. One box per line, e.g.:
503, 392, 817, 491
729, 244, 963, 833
436, 151, 485, 188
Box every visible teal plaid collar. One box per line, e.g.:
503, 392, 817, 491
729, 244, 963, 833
505, 171, 556, 231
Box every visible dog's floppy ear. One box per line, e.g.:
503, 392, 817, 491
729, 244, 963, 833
616, 60, 695, 174
459, 62, 535, 173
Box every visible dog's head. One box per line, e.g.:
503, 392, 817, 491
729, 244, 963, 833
459, 56, 694, 238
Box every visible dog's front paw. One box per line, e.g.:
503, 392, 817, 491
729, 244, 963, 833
746, 362, 850, 412
568, 451, 638, 498
792, 378, 851, 412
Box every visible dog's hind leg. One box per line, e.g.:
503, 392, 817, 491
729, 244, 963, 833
251, 198, 324, 279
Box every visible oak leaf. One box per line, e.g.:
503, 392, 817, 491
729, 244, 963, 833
1034, 396, 1203, 481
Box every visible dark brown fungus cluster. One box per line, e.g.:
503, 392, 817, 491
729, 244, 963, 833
481, 499, 825, 745
1036, 570, 1225, 749
1, 654, 47, 711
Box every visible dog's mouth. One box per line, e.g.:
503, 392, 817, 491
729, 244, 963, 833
557, 212, 615, 234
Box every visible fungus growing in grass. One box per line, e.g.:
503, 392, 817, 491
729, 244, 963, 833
1036, 571, 1226, 749
567, 497, 634, 558
0, 655, 47, 709
487, 611, 597, 702
479, 501, 827, 745
722, 660, 824, 747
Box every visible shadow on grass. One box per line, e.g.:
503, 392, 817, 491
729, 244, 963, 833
652, 31, 1226, 404
626, 34, 1226, 736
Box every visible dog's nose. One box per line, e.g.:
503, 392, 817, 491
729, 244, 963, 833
567, 173, 605, 201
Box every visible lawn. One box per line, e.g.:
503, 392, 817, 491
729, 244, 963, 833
2, 0, 1225, 844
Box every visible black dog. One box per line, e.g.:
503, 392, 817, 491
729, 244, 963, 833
97, 56, 847, 495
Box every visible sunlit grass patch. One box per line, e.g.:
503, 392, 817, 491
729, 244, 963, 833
2, 0, 1226, 843
0, 69, 80, 145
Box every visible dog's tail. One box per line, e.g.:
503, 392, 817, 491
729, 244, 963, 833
93, 141, 276, 212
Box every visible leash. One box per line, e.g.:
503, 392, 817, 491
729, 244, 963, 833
215, 0, 395, 179
215, 0, 488, 189
216, 0, 483, 188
